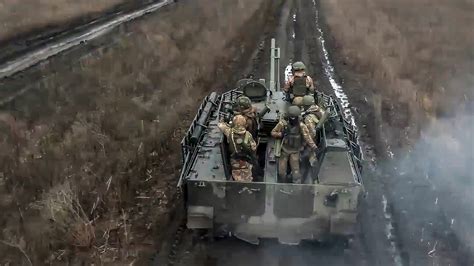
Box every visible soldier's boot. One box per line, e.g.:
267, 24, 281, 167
309, 153, 318, 167
292, 170, 302, 184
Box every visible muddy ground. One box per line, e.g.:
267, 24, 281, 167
0, 0, 157, 44
0, 0, 473, 265
0, 1, 177, 66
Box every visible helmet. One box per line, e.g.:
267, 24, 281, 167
303, 95, 315, 106
292, 96, 304, 106
292, 61, 306, 71
232, 115, 247, 131
287, 105, 301, 118
236, 96, 252, 110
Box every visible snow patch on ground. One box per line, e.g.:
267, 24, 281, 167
311, 0, 356, 129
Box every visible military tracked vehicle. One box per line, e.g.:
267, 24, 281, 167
177, 39, 363, 245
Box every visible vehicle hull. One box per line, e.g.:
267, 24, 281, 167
186, 180, 361, 244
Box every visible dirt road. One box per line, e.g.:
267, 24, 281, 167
163, 0, 399, 264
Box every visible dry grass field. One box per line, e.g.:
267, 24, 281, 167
321, 0, 474, 257
0, 0, 270, 264
321, 0, 473, 127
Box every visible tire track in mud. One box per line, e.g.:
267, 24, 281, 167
309, 1, 406, 265
0, 0, 173, 80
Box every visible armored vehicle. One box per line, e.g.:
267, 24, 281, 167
178, 39, 363, 245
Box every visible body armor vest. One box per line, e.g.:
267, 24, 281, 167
291, 76, 309, 96
228, 131, 252, 161
282, 123, 302, 152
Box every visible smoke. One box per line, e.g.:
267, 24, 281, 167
387, 107, 474, 261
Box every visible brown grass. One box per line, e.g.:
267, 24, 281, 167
321, 0, 474, 138
39, 182, 95, 248
0, 0, 269, 264
0, 0, 128, 42
321, 0, 474, 258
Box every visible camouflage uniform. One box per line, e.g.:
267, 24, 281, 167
233, 96, 259, 138
235, 106, 258, 139
218, 115, 257, 182
301, 95, 324, 167
271, 106, 317, 183
302, 95, 325, 138
283, 62, 315, 107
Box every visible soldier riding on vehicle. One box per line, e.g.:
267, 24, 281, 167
301, 95, 326, 169
218, 115, 257, 182
271, 105, 317, 184
232, 95, 271, 139
232, 96, 259, 139
302, 95, 325, 138
283, 61, 315, 106
179, 39, 364, 245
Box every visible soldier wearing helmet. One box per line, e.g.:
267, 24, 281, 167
301, 95, 325, 168
284, 61, 315, 106
233, 95, 272, 139
271, 105, 317, 183
232, 96, 258, 138
302, 95, 325, 138
218, 115, 257, 182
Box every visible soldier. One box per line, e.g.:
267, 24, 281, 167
232, 95, 270, 139
283, 61, 315, 106
302, 95, 325, 138
271, 105, 317, 183
218, 115, 257, 182
232, 96, 259, 138
301, 95, 325, 168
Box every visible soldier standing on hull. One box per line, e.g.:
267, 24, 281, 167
301, 95, 325, 170
283, 61, 315, 107
218, 115, 257, 182
232, 95, 271, 140
232, 96, 259, 139
302, 95, 325, 138
271, 106, 317, 184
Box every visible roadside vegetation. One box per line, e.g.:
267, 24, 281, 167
321, 0, 473, 138
321, 0, 474, 260
0, 0, 269, 264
